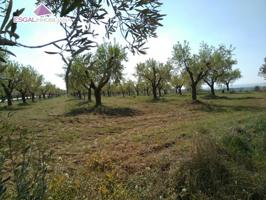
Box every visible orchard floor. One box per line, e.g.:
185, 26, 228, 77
1, 91, 266, 199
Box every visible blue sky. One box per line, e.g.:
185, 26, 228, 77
9, 0, 266, 89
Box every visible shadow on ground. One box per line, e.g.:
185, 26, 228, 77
202, 95, 263, 101
0, 105, 27, 112
65, 105, 142, 117
145, 97, 183, 103
194, 101, 266, 113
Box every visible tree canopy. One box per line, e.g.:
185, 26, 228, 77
259, 57, 266, 80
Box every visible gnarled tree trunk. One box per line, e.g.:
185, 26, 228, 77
21, 93, 26, 103
191, 83, 197, 102
226, 82, 230, 91
31, 93, 35, 102
94, 88, 102, 107
88, 87, 92, 102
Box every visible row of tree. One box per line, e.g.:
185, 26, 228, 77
67, 41, 242, 106
0, 57, 63, 106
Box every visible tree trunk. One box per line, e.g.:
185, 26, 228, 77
88, 88, 92, 102
7, 92, 12, 106
191, 84, 197, 102
210, 84, 215, 96
94, 88, 102, 107
31, 93, 35, 102
152, 85, 157, 100
21, 93, 26, 103
226, 82, 230, 91
145, 88, 148, 96
65, 67, 70, 95
77, 90, 82, 99
158, 88, 162, 97
177, 87, 182, 95
42, 93, 46, 99
136, 89, 139, 96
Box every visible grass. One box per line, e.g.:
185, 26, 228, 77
0, 91, 266, 199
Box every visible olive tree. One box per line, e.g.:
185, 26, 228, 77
85, 43, 127, 107
68, 57, 89, 100
0, 61, 21, 106
136, 59, 172, 100
0, 1, 25, 62
172, 41, 211, 102
28, 69, 43, 102
39, 82, 55, 99
16, 66, 31, 103
259, 57, 266, 80
34, 0, 164, 93
219, 69, 241, 91
203, 45, 237, 96
171, 72, 186, 95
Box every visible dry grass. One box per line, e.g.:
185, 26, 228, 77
1, 91, 266, 199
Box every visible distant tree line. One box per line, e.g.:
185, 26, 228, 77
67, 40, 243, 106
0, 54, 64, 106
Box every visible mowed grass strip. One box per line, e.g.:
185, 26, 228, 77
0, 92, 266, 173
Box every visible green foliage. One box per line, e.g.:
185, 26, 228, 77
203, 44, 237, 95
37, 0, 164, 54
174, 136, 231, 199
222, 128, 253, 162
136, 59, 172, 99
219, 68, 242, 89
0, 150, 8, 199
16, 65, 32, 98
258, 57, 266, 80
84, 42, 127, 106
68, 56, 88, 95
91, 43, 127, 86
171, 41, 210, 101
0, 118, 50, 199
0, 61, 21, 105
0, 0, 25, 61
174, 134, 266, 199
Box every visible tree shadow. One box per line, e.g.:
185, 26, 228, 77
65, 98, 80, 102
65, 105, 142, 117
75, 101, 91, 107
17, 102, 30, 106
145, 97, 176, 103
202, 95, 263, 101
195, 102, 266, 113
0, 105, 26, 112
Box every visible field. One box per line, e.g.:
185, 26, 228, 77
1, 91, 266, 199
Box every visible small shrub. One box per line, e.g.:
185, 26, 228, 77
0, 119, 50, 199
222, 129, 253, 161
173, 135, 266, 199
174, 136, 231, 199
0, 152, 8, 199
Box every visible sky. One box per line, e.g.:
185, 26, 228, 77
8, 0, 266, 89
